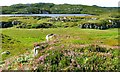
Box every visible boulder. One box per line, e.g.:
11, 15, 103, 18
1, 51, 10, 55
1, 21, 13, 28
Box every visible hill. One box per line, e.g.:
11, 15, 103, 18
0, 2, 120, 71
1, 3, 119, 15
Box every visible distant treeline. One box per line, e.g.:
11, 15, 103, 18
1, 3, 119, 14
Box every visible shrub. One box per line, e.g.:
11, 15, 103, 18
26, 24, 32, 29
32, 23, 55, 28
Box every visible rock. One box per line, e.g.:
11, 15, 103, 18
106, 24, 111, 28
1, 21, 13, 28
1, 52, 6, 55
94, 25, 98, 29
6, 51, 10, 55
1, 51, 10, 55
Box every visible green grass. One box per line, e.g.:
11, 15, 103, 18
2, 28, 118, 45
1, 28, 118, 60
1, 27, 119, 71
1, 6, 119, 70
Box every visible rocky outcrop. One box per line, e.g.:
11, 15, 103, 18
0, 20, 21, 28
0, 21, 13, 28
79, 19, 120, 30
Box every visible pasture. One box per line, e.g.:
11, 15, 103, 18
1, 28, 119, 70
0, 2, 120, 71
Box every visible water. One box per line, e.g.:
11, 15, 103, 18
0, 14, 91, 17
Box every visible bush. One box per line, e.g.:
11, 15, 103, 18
32, 23, 55, 28
26, 24, 32, 29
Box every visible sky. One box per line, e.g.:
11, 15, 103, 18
0, 0, 119, 7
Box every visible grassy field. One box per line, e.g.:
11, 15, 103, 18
1, 28, 119, 58
1, 3, 120, 70
1, 27, 119, 70
2, 27, 118, 45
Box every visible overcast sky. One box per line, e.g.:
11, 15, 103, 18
0, 0, 119, 7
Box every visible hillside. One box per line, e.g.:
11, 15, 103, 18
0, 28, 119, 70
0, 2, 120, 71
1, 3, 119, 15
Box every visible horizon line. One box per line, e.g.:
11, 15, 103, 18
0, 2, 119, 7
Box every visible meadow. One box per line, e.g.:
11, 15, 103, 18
0, 12, 120, 70
1, 27, 119, 70
0, 1, 120, 70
